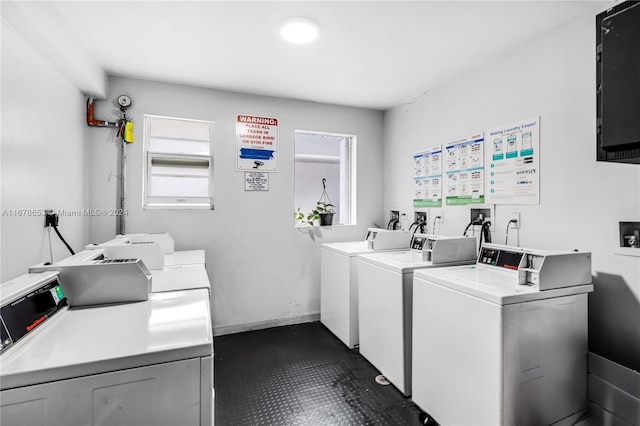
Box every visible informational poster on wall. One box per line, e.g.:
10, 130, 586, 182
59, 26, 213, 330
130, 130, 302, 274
444, 132, 485, 206
413, 146, 442, 207
244, 172, 269, 191
485, 117, 540, 204
236, 114, 278, 172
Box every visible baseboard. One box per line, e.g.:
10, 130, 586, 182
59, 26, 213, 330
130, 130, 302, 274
587, 352, 640, 425
213, 313, 320, 336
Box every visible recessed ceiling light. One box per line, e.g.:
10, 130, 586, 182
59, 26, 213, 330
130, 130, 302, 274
280, 17, 319, 44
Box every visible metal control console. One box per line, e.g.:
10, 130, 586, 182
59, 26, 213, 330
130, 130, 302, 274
0, 272, 67, 354
365, 228, 411, 250
477, 243, 592, 290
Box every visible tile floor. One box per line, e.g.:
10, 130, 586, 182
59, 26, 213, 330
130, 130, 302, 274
214, 322, 425, 426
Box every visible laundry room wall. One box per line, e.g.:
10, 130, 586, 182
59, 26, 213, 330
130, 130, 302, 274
88, 76, 385, 334
383, 11, 640, 374
0, 20, 91, 282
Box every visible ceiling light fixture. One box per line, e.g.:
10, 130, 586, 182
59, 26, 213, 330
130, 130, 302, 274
280, 17, 319, 44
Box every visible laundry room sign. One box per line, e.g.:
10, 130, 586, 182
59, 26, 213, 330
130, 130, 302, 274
444, 132, 485, 206
236, 114, 279, 172
413, 145, 443, 207
484, 116, 540, 205
244, 172, 269, 191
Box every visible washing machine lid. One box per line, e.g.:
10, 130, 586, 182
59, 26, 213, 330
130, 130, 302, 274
164, 249, 206, 267
358, 251, 474, 273
0, 288, 213, 390
322, 241, 371, 256
413, 265, 593, 305
151, 263, 210, 293
322, 241, 411, 257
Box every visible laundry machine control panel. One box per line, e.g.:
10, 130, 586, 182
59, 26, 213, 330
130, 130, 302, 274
1, 274, 67, 354
477, 244, 592, 290
478, 247, 524, 270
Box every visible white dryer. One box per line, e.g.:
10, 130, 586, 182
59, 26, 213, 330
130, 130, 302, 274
321, 228, 411, 349
357, 234, 476, 396
411, 244, 593, 426
0, 272, 214, 426
86, 232, 206, 267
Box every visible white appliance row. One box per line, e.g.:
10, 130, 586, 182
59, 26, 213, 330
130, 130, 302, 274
320, 228, 413, 349
321, 230, 593, 425
0, 233, 214, 426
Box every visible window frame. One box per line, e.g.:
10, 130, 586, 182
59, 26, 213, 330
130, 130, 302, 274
143, 115, 215, 210
294, 129, 357, 226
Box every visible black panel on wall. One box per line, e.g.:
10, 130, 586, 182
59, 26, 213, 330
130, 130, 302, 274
596, 1, 640, 164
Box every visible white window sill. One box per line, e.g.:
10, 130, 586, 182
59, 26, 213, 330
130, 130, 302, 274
144, 204, 214, 210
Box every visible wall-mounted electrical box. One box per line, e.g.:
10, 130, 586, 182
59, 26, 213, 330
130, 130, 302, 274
470, 208, 491, 224
596, 1, 640, 164
469, 205, 495, 231
414, 211, 427, 224
619, 221, 640, 248
389, 210, 400, 230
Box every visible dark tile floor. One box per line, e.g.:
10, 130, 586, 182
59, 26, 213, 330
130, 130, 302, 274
214, 322, 425, 426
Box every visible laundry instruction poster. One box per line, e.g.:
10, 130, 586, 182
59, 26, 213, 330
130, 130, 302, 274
485, 117, 539, 204
413, 146, 442, 207
236, 114, 278, 172
444, 133, 485, 205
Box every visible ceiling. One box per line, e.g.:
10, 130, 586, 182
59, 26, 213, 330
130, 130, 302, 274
54, 1, 611, 111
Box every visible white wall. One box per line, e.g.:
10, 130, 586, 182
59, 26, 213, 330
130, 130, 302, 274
383, 15, 640, 371
0, 21, 89, 282
89, 76, 384, 334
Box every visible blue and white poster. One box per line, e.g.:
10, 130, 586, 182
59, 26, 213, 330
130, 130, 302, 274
485, 117, 540, 205
444, 132, 485, 206
237, 114, 278, 172
413, 145, 442, 208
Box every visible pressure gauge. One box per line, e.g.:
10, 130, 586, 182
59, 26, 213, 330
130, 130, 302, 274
117, 95, 131, 107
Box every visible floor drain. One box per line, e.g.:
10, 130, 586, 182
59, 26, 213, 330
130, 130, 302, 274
375, 375, 390, 385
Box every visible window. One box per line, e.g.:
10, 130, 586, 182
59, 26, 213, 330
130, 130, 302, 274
294, 130, 356, 225
143, 115, 214, 209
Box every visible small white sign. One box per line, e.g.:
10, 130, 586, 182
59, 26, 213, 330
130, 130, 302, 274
245, 172, 269, 191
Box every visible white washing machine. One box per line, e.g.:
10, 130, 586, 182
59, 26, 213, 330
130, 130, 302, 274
86, 233, 206, 268
411, 244, 593, 426
151, 263, 211, 293
357, 234, 477, 396
0, 272, 214, 426
321, 229, 411, 349
31, 248, 210, 296
164, 249, 206, 267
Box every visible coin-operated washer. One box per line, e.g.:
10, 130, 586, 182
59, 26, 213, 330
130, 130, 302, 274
357, 234, 477, 396
321, 228, 411, 349
85, 233, 209, 294
86, 232, 206, 267
411, 244, 593, 426
33, 245, 210, 295
0, 271, 214, 426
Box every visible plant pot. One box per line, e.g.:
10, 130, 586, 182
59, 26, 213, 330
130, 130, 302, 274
319, 213, 334, 226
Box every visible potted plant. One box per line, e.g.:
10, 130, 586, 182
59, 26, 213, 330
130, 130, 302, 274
311, 201, 336, 226
294, 178, 336, 227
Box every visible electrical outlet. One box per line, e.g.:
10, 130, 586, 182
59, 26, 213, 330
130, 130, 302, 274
44, 209, 58, 227
507, 212, 521, 229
